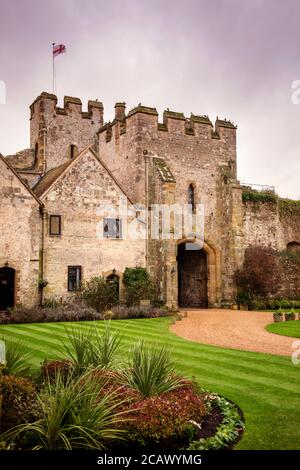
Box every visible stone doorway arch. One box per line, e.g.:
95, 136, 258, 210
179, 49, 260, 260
176, 238, 221, 308
103, 270, 124, 304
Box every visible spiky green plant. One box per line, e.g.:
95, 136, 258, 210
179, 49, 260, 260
119, 340, 182, 398
88, 321, 122, 369
1, 370, 127, 450
61, 326, 93, 375
0, 338, 31, 376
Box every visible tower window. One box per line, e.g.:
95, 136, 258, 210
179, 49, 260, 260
188, 184, 196, 212
34, 142, 39, 163
69, 144, 78, 159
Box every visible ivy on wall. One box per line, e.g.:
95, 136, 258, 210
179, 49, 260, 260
242, 189, 300, 217
242, 190, 277, 204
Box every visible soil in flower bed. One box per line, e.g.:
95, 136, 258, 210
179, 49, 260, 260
195, 401, 244, 450
196, 407, 223, 440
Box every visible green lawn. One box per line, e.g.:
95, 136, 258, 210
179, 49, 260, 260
0, 317, 300, 450
266, 320, 300, 338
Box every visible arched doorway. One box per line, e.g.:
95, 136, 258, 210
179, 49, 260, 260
106, 273, 120, 302
0, 267, 15, 310
287, 241, 300, 254
177, 242, 208, 308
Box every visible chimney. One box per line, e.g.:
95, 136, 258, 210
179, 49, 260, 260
114, 102, 126, 121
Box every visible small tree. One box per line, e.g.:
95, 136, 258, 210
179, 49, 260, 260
235, 246, 281, 309
123, 267, 154, 306
82, 276, 119, 313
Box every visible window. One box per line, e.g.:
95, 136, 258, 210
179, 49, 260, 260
103, 218, 122, 238
188, 184, 196, 212
69, 144, 78, 159
68, 266, 82, 291
34, 142, 39, 163
49, 215, 61, 236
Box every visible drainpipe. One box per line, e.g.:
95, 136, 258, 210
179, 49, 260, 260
40, 206, 46, 306
144, 150, 149, 270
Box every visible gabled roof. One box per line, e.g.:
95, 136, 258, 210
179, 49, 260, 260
32, 145, 134, 204
33, 160, 71, 197
0, 153, 43, 206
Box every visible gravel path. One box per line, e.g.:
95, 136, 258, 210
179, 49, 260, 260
170, 309, 297, 356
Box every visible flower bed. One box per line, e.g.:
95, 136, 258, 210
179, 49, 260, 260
0, 324, 244, 451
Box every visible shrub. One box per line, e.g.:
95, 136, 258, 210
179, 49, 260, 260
285, 311, 296, 321
123, 383, 207, 448
0, 301, 172, 325
119, 340, 182, 398
61, 326, 93, 376
0, 375, 38, 433
42, 297, 60, 308
61, 322, 122, 374
111, 305, 170, 320
0, 301, 100, 325
82, 276, 119, 313
265, 298, 300, 310
1, 371, 126, 450
123, 268, 154, 306
251, 298, 267, 310
273, 312, 283, 322
88, 321, 122, 369
0, 338, 31, 377
40, 359, 73, 383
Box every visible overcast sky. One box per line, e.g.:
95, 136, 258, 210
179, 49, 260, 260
0, 0, 299, 198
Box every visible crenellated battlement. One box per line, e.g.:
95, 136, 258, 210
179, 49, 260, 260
97, 102, 236, 141
30, 92, 103, 122
29, 92, 104, 172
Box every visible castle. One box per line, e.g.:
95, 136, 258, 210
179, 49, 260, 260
0, 91, 299, 310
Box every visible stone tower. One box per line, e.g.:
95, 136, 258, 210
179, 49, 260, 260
29, 92, 104, 173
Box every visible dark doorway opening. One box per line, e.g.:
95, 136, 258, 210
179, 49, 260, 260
178, 243, 208, 308
106, 274, 120, 302
0, 267, 15, 310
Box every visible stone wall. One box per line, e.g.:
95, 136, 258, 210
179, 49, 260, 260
40, 148, 146, 301
243, 194, 300, 251
6, 148, 35, 170
0, 157, 41, 307
242, 191, 300, 298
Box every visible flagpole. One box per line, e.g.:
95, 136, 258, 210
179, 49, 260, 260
52, 42, 55, 94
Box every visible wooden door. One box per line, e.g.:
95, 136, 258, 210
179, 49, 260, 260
178, 244, 208, 308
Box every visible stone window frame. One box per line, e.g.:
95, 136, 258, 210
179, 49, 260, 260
49, 215, 62, 236
68, 266, 82, 292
